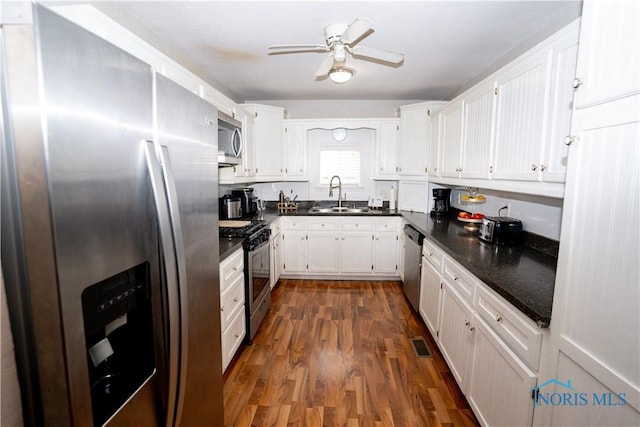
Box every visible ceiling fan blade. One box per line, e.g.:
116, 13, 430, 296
268, 44, 328, 50
351, 45, 404, 64
341, 18, 374, 45
314, 54, 335, 78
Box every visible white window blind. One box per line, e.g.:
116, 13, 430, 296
319, 148, 361, 186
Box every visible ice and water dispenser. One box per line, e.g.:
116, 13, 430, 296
82, 262, 155, 425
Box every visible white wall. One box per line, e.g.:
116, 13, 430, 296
446, 185, 563, 240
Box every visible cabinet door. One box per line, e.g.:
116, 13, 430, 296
270, 233, 282, 289
542, 28, 579, 183
240, 112, 256, 177
248, 105, 284, 179
427, 112, 441, 177
467, 315, 536, 427
548, 96, 640, 424
282, 230, 307, 273
462, 80, 496, 179
284, 122, 306, 178
440, 100, 464, 178
376, 121, 399, 177
307, 231, 340, 273
438, 280, 475, 391
419, 258, 441, 339
373, 232, 398, 274
573, 0, 640, 109
340, 232, 373, 273
493, 49, 552, 181
398, 106, 429, 177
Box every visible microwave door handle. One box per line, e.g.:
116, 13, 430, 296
232, 128, 242, 157
143, 141, 180, 427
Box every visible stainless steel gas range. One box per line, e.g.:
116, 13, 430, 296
219, 220, 271, 343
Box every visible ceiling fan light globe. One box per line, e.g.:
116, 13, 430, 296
329, 68, 353, 84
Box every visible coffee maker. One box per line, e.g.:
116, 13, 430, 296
430, 188, 451, 217
231, 188, 258, 217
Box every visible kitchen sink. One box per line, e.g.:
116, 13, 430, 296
307, 206, 382, 214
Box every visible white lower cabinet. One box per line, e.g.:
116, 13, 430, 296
280, 216, 400, 277
438, 280, 476, 391
308, 231, 340, 273
467, 314, 537, 427
340, 231, 373, 273
419, 236, 545, 426
221, 308, 245, 372
270, 219, 282, 289
282, 229, 307, 273
419, 258, 442, 338
219, 248, 245, 372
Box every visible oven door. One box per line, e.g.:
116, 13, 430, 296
247, 239, 270, 315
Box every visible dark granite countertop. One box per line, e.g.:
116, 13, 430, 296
219, 237, 244, 261
401, 211, 557, 327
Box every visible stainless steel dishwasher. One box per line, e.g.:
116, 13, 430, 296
403, 224, 424, 312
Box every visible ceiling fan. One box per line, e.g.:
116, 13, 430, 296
268, 18, 404, 83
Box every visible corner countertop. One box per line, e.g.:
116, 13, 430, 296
219, 237, 244, 261
401, 211, 557, 327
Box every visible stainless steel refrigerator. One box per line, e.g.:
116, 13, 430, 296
1, 4, 224, 426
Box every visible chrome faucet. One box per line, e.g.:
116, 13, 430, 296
328, 175, 343, 208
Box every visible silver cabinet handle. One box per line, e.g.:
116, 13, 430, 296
572, 78, 583, 89
565, 135, 577, 146
495, 314, 503, 322
531, 164, 538, 171
465, 320, 475, 332
540, 165, 546, 172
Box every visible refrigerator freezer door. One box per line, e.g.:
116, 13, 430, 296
2, 5, 161, 426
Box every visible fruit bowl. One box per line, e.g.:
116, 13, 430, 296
458, 212, 484, 232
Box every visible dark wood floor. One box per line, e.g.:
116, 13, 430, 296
223, 279, 479, 427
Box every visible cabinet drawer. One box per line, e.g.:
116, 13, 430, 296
220, 248, 243, 292
341, 217, 373, 231
220, 273, 245, 331
374, 217, 398, 231
442, 257, 477, 304
222, 307, 246, 372
475, 284, 543, 370
307, 217, 339, 231
422, 238, 444, 272
281, 216, 306, 230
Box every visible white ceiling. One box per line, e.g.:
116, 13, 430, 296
92, 1, 582, 102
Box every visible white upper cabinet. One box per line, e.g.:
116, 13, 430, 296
283, 121, 307, 179
427, 112, 442, 177
244, 104, 285, 181
541, 25, 579, 183
461, 79, 497, 179
439, 99, 465, 178
572, 0, 640, 109
375, 120, 400, 178
398, 102, 446, 179
430, 20, 579, 197
492, 48, 552, 181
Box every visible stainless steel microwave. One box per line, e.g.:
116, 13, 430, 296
217, 112, 242, 166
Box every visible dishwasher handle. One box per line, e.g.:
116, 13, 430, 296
404, 224, 425, 245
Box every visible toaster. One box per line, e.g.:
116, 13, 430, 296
479, 216, 524, 245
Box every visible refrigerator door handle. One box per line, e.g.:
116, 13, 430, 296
143, 141, 185, 427
157, 145, 190, 426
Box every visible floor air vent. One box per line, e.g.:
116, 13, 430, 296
410, 337, 432, 358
